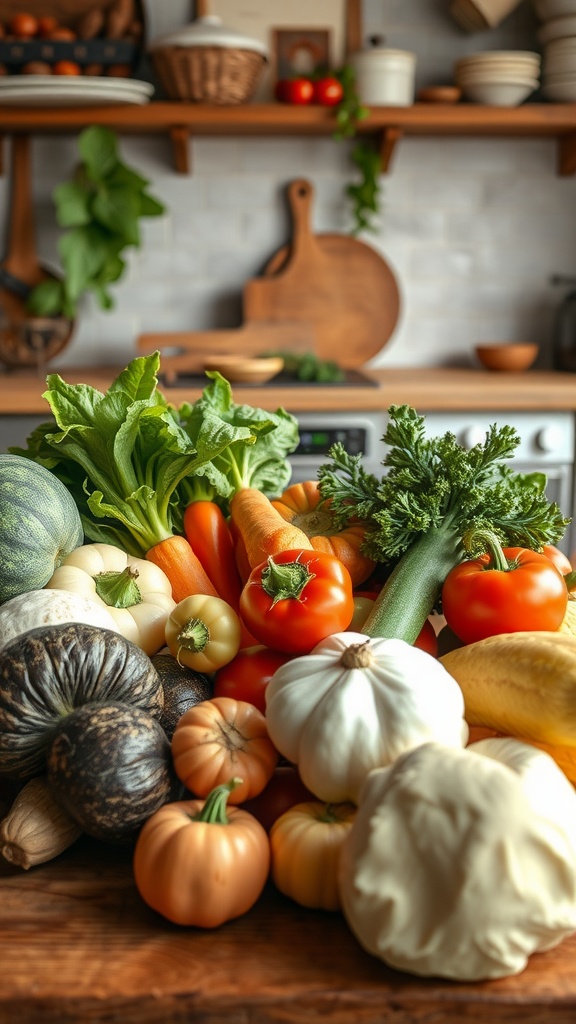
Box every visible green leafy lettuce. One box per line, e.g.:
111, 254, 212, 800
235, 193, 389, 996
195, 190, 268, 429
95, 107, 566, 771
10, 352, 298, 557
174, 371, 299, 506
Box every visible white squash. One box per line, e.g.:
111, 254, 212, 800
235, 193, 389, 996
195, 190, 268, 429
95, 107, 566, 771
45, 542, 175, 656
339, 738, 576, 981
264, 631, 468, 803
0, 589, 119, 652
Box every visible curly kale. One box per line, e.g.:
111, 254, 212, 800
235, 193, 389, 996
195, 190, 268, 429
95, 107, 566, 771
318, 404, 569, 643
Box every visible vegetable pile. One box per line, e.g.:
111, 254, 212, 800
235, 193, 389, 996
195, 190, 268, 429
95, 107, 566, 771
3, 352, 576, 983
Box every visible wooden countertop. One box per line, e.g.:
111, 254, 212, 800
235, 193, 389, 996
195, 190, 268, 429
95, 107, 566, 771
1, 836, 576, 1024
2, 366, 576, 415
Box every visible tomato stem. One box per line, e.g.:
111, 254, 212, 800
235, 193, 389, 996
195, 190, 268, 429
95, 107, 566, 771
193, 778, 242, 825
462, 527, 511, 572
260, 555, 315, 605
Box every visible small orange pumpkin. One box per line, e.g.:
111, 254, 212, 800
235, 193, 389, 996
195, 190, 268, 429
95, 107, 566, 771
133, 779, 270, 927
271, 480, 375, 587
171, 696, 278, 804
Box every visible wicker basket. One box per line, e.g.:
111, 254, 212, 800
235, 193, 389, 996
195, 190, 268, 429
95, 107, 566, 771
151, 44, 266, 104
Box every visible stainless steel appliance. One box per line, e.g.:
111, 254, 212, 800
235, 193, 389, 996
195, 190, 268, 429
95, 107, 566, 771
289, 410, 576, 555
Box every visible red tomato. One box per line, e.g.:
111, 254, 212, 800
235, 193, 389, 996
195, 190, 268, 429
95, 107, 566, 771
53, 60, 82, 76
542, 544, 572, 575
239, 549, 354, 655
442, 546, 568, 645
274, 78, 314, 104
241, 765, 314, 832
9, 12, 39, 37
413, 617, 438, 657
312, 76, 344, 106
213, 645, 293, 715
37, 15, 59, 37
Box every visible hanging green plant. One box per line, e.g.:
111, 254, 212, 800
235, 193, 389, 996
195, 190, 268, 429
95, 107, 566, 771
334, 66, 382, 236
26, 125, 166, 320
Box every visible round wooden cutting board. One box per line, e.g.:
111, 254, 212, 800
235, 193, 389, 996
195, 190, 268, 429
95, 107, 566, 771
242, 178, 401, 368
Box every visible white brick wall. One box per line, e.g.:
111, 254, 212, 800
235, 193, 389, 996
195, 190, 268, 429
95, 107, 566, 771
4, 0, 576, 372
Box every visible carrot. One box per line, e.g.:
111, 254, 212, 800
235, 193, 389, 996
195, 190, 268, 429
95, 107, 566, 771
229, 488, 314, 571
183, 501, 244, 611
145, 534, 218, 604
183, 502, 259, 649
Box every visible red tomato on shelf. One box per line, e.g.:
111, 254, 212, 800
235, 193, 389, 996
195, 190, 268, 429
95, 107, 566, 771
312, 76, 344, 106
53, 60, 82, 76
9, 12, 39, 38
37, 15, 59, 38
274, 78, 314, 104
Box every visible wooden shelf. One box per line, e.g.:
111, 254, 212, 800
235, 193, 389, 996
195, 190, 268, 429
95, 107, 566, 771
0, 101, 575, 174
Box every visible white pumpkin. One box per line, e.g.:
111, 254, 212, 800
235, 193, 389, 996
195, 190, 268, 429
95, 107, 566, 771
339, 738, 576, 981
0, 588, 119, 652
264, 631, 468, 803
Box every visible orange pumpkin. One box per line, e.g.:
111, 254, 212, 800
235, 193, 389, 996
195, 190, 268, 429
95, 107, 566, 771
133, 779, 270, 927
171, 696, 278, 804
271, 480, 375, 587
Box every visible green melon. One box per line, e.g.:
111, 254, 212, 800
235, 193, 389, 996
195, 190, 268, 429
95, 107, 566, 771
0, 454, 83, 603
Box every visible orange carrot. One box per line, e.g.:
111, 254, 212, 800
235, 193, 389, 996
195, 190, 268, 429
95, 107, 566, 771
183, 501, 243, 611
182, 500, 259, 649
229, 488, 314, 571
145, 534, 218, 604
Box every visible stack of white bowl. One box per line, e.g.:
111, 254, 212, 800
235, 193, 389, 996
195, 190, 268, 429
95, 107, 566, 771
534, 0, 576, 100
454, 51, 541, 105
450, 0, 524, 32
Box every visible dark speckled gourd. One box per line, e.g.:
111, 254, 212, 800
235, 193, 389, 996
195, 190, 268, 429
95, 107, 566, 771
0, 621, 163, 781
46, 701, 176, 844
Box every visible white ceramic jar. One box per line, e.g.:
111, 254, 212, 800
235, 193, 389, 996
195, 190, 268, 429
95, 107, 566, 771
350, 37, 416, 106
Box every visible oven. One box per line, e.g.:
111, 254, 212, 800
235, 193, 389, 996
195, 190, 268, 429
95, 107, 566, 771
289, 410, 576, 556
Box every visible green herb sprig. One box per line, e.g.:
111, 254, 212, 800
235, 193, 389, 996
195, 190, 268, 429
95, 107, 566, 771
26, 126, 165, 320
318, 404, 570, 643
334, 65, 382, 236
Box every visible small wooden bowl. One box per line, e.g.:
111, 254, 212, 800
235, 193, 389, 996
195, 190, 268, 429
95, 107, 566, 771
202, 354, 284, 383
417, 85, 462, 104
474, 343, 539, 372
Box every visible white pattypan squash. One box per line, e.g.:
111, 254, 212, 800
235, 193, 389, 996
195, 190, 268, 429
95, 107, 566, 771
339, 738, 576, 981
264, 631, 468, 803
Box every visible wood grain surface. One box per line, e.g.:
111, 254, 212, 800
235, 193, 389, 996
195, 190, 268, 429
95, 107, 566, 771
1, 837, 576, 1024
2, 367, 576, 417
242, 179, 401, 368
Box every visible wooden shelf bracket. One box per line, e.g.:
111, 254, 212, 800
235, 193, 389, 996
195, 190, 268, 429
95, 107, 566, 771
378, 126, 404, 173
169, 125, 191, 174
558, 132, 576, 176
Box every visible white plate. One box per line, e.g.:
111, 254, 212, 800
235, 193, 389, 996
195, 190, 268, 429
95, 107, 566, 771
0, 77, 154, 107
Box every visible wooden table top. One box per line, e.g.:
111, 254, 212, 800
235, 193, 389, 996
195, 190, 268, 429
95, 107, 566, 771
1, 837, 576, 1024
2, 366, 576, 415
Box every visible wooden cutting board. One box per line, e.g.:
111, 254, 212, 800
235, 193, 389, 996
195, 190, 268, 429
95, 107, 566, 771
242, 178, 401, 369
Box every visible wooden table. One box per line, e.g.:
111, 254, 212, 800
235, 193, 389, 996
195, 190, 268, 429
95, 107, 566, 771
1, 837, 576, 1024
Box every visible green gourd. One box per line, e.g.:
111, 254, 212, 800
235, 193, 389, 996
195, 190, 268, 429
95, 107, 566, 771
0, 453, 83, 603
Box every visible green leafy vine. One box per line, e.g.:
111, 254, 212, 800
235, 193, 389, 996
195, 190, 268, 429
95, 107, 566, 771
26, 126, 165, 320
334, 66, 382, 236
